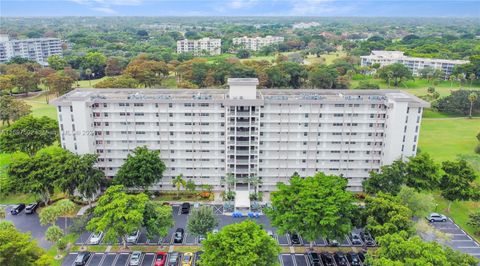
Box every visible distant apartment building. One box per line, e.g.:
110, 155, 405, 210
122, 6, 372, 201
360, 50, 469, 77
0, 34, 63, 66
51, 78, 428, 193
176, 38, 221, 56
293, 22, 320, 29
232, 36, 284, 51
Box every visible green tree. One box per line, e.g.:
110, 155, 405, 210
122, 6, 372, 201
440, 160, 478, 212
363, 160, 406, 195
378, 63, 413, 87
8, 146, 70, 204
80, 52, 107, 77
143, 202, 174, 240
45, 225, 64, 253
186, 179, 196, 193
308, 66, 338, 89
55, 199, 76, 233
397, 186, 435, 217
0, 74, 15, 95
5, 64, 40, 95
187, 206, 219, 238
467, 210, 480, 235
201, 220, 280, 266
0, 96, 31, 126
404, 153, 440, 190
236, 49, 250, 59
115, 146, 166, 190
87, 185, 148, 249
365, 193, 414, 238
266, 172, 355, 248
366, 232, 478, 266
93, 75, 139, 88
47, 55, 68, 71
124, 57, 169, 87
0, 115, 58, 155
0, 221, 49, 266
45, 71, 74, 96
468, 92, 478, 118
39, 204, 61, 226
433, 89, 480, 116
172, 174, 186, 198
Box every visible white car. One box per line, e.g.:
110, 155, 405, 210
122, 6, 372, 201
426, 213, 448, 222
129, 251, 142, 266
88, 231, 103, 245
126, 230, 140, 243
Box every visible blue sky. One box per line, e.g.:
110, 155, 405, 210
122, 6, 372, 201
1, 0, 479, 17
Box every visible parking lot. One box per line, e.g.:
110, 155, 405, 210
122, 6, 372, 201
62, 252, 201, 266
430, 218, 480, 261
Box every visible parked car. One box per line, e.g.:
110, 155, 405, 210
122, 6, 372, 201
88, 231, 104, 245
321, 252, 336, 266
326, 238, 339, 247
25, 202, 39, 214
129, 251, 142, 266
306, 252, 322, 266
267, 230, 274, 238
174, 228, 185, 243
126, 230, 140, 243
74, 252, 91, 266
155, 251, 167, 266
350, 232, 363, 245
426, 213, 447, 222
334, 252, 349, 266
212, 228, 219, 234
347, 253, 361, 266
194, 251, 203, 266
290, 233, 300, 245
182, 252, 194, 266
181, 203, 191, 214
168, 252, 180, 266
361, 231, 375, 247
358, 252, 366, 262
10, 204, 26, 215
198, 235, 206, 243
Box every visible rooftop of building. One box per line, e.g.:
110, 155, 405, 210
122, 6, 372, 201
361, 50, 469, 64
51, 82, 429, 108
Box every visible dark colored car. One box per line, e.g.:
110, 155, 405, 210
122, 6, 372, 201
307, 252, 322, 266
347, 253, 362, 266
10, 204, 26, 215
174, 228, 184, 243
326, 238, 339, 247
194, 251, 204, 266
361, 231, 376, 247
25, 202, 39, 214
74, 252, 91, 266
350, 232, 363, 246
181, 203, 191, 214
358, 252, 366, 262
321, 252, 336, 266
290, 233, 300, 245
334, 252, 349, 266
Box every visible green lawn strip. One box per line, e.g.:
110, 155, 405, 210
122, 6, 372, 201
22, 93, 58, 120
418, 118, 479, 162
172, 246, 202, 253
110, 245, 163, 253
433, 193, 480, 243
48, 233, 80, 266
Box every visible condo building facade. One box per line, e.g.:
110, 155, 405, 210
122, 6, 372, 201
51, 78, 429, 192
176, 38, 221, 56
360, 50, 469, 77
0, 34, 63, 66
232, 36, 284, 51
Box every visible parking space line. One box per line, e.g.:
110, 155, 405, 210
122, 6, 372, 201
292, 254, 298, 266
98, 253, 106, 266
124, 253, 131, 266
278, 255, 284, 266
457, 246, 480, 249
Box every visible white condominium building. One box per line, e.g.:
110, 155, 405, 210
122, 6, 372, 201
292, 22, 320, 29
232, 36, 284, 51
360, 50, 469, 77
176, 38, 221, 56
0, 34, 63, 66
51, 78, 428, 192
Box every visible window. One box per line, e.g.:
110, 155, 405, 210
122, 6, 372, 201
134, 103, 143, 107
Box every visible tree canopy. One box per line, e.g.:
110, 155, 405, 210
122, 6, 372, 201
187, 205, 219, 237
201, 220, 280, 266
266, 172, 355, 248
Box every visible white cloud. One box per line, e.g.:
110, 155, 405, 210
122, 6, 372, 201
290, 0, 354, 16
227, 0, 259, 9
91, 7, 118, 14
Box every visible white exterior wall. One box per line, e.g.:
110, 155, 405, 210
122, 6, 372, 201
176, 38, 221, 55
232, 36, 284, 51
360, 50, 468, 77
0, 37, 63, 65
52, 79, 429, 192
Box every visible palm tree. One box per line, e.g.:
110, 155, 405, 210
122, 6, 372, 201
0, 207, 5, 220
247, 175, 262, 195
222, 173, 237, 192
457, 74, 464, 86
172, 174, 186, 199
468, 92, 478, 119
56, 199, 76, 233
449, 75, 455, 89
469, 73, 476, 87
386, 71, 393, 88
85, 68, 92, 87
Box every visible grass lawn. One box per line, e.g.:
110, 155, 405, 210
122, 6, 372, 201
48, 233, 80, 266
23, 93, 58, 120
419, 118, 479, 162
433, 193, 480, 242
305, 51, 347, 65
75, 77, 107, 88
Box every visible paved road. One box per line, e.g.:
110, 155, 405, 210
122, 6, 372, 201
429, 218, 480, 261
